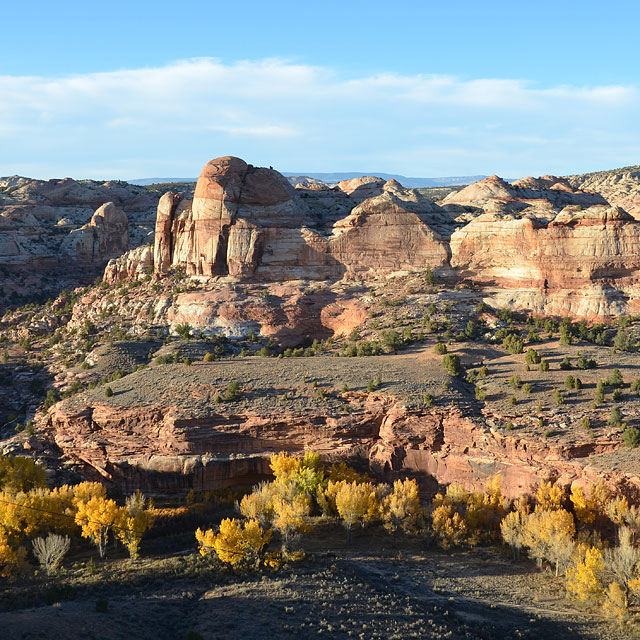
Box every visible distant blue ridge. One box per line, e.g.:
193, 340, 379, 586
129, 172, 499, 188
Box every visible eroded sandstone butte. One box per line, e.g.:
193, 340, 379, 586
450, 205, 640, 318
0, 175, 163, 304
108, 156, 453, 284
105, 156, 640, 321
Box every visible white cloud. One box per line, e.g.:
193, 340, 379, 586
0, 58, 637, 178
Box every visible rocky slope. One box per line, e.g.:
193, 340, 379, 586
104, 156, 640, 321
0, 176, 169, 305
140, 156, 453, 283
450, 205, 640, 318
566, 165, 640, 218
44, 350, 639, 499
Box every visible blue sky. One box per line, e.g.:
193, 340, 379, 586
1, 0, 639, 180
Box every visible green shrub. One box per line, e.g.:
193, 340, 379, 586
442, 354, 463, 377
613, 328, 633, 352
509, 396, 517, 406
475, 386, 486, 402
434, 342, 447, 355
175, 323, 192, 339
203, 352, 215, 362
224, 381, 242, 401
581, 417, 592, 431
613, 388, 623, 402
105, 386, 113, 398
423, 393, 434, 407
564, 375, 575, 390
554, 389, 564, 406
502, 333, 524, 354
606, 368, 624, 388
525, 348, 541, 364
559, 356, 572, 370
608, 407, 622, 426
522, 382, 533, 394
509, 375, 521, 390
577, 357, 597, 370
538, 360, 549, 372
43, 389, 58, 411
623, 426, 640, 448
367, 376, 382, 392
595, 381, 606, 404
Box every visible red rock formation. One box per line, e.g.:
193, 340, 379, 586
150, 156, 452, 283
103, 245, 153, 283
61, 202, 129, 263
47, 391, 639, 498
450, 205, 640, 318
442, 174, 605, 210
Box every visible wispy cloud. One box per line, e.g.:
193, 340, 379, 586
0, 58, 637, 179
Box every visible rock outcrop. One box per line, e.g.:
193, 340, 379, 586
101, 158, 640, 320
442, 174, 606, 211
566, 165, 640, 218
0, 176, 164, 304
150, 156, 453, 282
104, 245, 154, 283
61, 202, 129, 263
450, 205, 640, 317
47, 389, 638, 499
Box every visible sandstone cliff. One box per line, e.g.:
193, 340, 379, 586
0, 176, 161, 305
61, 202, 129, 263
146, 156, 453, 283
442, 174, 606, 211
450, 205, 640, 318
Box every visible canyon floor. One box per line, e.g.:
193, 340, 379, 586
0, 519, 630, 640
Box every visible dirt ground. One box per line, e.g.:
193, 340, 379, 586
0, 527, 627, 640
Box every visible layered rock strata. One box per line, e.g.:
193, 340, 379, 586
145, 156, 452, 283
47, 391, 638, 499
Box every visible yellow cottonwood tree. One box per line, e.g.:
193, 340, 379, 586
381, 478, 424, 537
570, 485, 596, 525
566, 546, 604, 602
72, 482, 107, 507
269, 452, 301, 481
74, 496, 118, 558
0, 532, 26, 580
271, 493, 310, 553
238, 482, 275, 528
523, 508, 575, 574
603, 581, 628, 625
0, 455, 46, 493
335, 481, 377, 543
500, 510, 526, 561
607, 496, 630, 526
115, 490, 155, 559
535, 481, 563, 511
196, 518, 271, 567
431, 504, 468, 548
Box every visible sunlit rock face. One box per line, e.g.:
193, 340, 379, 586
151, 156, 452, 282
